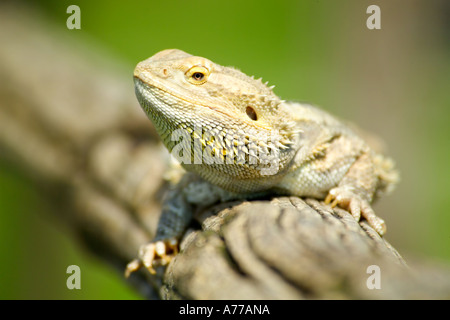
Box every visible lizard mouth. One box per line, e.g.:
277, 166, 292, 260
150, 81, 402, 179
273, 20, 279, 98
134, 75, 271, 131
134, 75, 240, 119
134, 75, 226, 115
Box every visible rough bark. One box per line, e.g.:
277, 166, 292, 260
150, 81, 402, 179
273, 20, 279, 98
1, 3, 449, 299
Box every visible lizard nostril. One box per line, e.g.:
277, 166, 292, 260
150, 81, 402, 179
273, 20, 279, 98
162, 68, 168, 76
246, 106, 257, 121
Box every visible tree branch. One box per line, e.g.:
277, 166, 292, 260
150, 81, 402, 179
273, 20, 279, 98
1, 3, 449, 299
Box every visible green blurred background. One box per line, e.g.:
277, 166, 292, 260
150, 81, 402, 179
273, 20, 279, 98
0, 0, 449, 299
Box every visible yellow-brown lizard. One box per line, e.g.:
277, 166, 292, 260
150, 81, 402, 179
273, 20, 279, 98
126, 49, 399, 276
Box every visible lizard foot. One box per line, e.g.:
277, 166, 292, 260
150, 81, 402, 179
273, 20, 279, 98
124, 237, 179, 278
324, 187, 386, 236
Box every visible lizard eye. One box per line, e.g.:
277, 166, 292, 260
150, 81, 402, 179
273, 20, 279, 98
246, 106, 258, 121
186, 66, 210, 85
193, 72, 204, 81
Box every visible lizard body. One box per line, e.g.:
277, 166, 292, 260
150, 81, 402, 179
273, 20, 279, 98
127, 49, 398, 276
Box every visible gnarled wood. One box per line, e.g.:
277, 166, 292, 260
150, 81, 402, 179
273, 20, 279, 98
1, 3, 449, 300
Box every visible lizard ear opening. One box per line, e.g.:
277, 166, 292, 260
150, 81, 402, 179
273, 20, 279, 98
246, 106, 258, 121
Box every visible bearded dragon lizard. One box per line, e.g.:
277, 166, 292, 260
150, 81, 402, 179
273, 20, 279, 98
125, 49, 399, 276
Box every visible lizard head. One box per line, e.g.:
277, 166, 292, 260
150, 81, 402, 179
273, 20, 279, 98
134, 49, 299, 192
134, 49, 295, 135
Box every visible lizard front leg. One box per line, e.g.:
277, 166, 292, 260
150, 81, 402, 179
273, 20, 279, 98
125, 178, 192, 277
325, 152, 387, 235
125, 173, 229, 277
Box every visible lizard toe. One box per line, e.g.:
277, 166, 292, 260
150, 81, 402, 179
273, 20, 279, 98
325, 187, 386, 236
360, 201, 387, 236
349, 198, 361, 222
125, 237, 180, 277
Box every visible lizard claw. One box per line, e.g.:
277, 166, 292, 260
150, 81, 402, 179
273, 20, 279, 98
325, 187, 386, 236
125, 237, 179, 277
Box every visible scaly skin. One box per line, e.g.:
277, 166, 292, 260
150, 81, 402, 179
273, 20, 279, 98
126, 49, 399, 276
